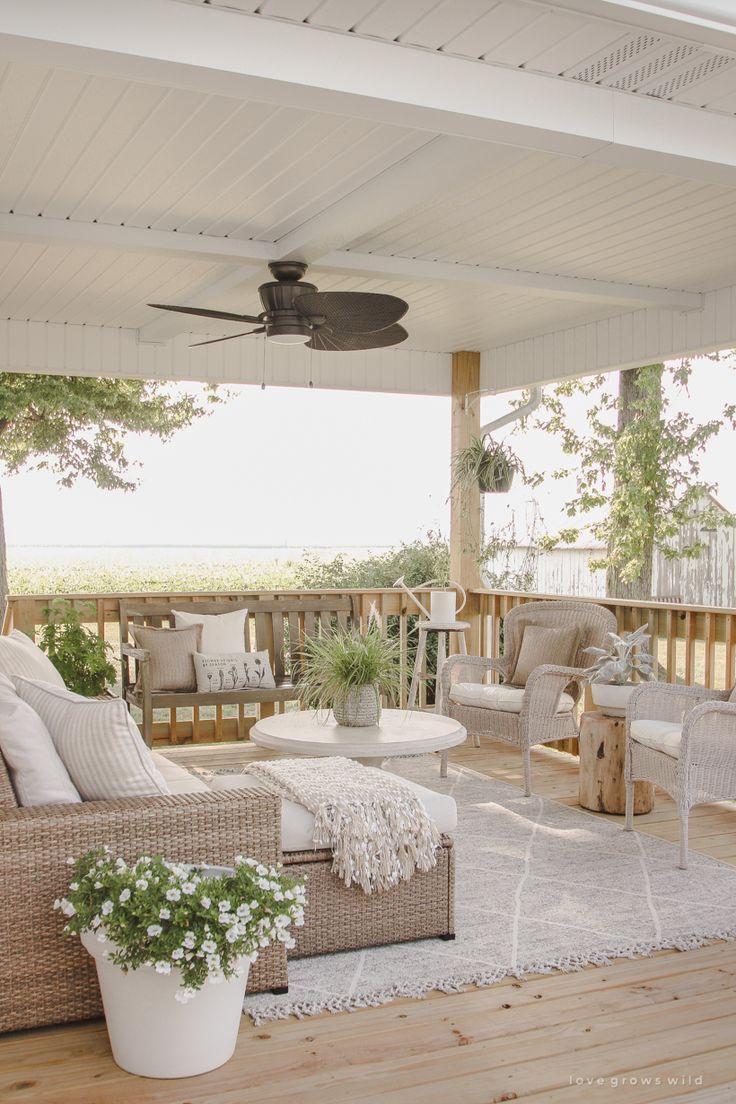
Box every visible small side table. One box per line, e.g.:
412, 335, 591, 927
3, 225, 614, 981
578, 711, 654, 815
408, 620, 470, 713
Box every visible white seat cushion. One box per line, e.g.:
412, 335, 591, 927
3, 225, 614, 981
630, 719, 682, 759
206, 770, 457, 852
448, 682, 575, 714
150, 752, 210, 795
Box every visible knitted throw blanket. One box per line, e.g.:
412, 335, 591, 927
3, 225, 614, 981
244, 757, 441, 894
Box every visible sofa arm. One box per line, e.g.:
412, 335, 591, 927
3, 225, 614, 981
438, 655, 510, 714
626, 682, 728, 727
0, 789, 285, 1031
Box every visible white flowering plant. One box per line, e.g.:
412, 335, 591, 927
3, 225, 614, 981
54, 848, 306, 1003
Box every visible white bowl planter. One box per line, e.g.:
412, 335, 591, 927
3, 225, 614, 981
81, 931, 249, 1079
591, 682, 637, 717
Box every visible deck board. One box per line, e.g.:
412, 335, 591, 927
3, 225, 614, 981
2, 738, 735, 1104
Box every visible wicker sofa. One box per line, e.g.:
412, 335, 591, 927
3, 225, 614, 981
0, 746, 456, 1034
0, 750, 287, 1034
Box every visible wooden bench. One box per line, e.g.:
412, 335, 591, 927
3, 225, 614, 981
120, 595, 359, 746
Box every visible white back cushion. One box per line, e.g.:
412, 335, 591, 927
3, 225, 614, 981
0, 630, 65, 687
0, 678, 80, 806
172, 608, 247, 653
12, 678, 169, 800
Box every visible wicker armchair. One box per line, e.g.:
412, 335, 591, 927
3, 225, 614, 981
439, 600, 617, 796
625, 682, 736, 869
0, 752, 286, 1034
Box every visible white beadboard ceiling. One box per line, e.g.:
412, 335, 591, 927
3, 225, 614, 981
0, 0, 735, 389
179, 0, 736, 117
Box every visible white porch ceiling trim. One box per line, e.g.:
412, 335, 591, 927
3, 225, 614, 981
0, 320, 451, 397
4, 0, 736, 187
482, 280, 736, 391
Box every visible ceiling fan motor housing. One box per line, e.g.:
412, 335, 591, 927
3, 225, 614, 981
259, 262, 317, 341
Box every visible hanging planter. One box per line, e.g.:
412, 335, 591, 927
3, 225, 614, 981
453, 436, 519, 495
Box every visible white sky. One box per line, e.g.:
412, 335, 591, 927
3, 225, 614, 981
4, 356, 735, 551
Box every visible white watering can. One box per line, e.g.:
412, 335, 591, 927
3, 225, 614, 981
393, 576, 467, 624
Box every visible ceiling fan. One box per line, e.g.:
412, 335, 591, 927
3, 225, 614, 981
149, 261, 409, 351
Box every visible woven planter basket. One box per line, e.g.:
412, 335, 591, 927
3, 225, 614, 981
333, 684, 380, 727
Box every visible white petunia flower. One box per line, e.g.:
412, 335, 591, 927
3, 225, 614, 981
175, 987, 197, 1004
225, 927, 239, 944
218, 900, 232, 912
201, 939, 217, 954
200, 896, 211, 909
183, 932, 196, 949
166, 887, 181, 902
118, 888, 131, 903
135, 879, 148, 890
159, 907, 171, 920
154, 961, 171, 975
171, 948, 184, 960
101, 900, 114, 916
147, 924, 163, 937
181, 881, 196, 895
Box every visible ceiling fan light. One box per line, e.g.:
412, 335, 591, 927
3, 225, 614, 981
267, 331, 311, 345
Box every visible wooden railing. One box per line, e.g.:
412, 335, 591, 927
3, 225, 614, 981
5, 587, 735, 745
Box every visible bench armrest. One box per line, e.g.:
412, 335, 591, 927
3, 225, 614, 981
121, 642, 150, 661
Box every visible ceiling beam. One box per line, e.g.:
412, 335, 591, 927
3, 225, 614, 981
0, 211, 272, 265
4, 0, 736, 187
317, 251, 703, 310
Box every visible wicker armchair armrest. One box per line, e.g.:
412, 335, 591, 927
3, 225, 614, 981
522, 664, 586, 716
438, 655, 511, 715
681, 699, 736, 763
626, 682, 728, 726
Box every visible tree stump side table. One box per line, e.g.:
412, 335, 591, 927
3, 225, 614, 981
578, 711, 654, 815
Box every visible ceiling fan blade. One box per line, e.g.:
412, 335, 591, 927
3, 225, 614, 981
294, 291, 408, 334
189, 328, 265, 348
306, 324, 408, 352
149, 303, 263, 324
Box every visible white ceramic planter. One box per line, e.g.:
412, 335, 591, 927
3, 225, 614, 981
81, 931, 249, 1079
591, 682, 637, 717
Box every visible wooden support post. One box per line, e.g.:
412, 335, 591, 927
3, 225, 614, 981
450, 351, 482, 654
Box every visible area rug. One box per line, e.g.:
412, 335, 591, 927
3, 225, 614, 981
243, 760, 736, 1024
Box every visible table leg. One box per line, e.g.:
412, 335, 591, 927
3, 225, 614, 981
459, 632, 467, 655
357, 756, 385, 769
440, 750, 448, 778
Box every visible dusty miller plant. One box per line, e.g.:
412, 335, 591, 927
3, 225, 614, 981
583, 624, 655, 685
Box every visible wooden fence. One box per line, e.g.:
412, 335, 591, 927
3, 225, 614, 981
5, 588, 735, 746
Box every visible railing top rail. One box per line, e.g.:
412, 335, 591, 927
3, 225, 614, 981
469, 588, 736, 618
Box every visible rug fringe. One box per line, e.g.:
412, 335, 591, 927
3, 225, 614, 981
245, 926, 736, 1025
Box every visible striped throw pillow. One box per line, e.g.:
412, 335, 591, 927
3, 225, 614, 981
11, 677, 169, 801
0, 630, 65, 688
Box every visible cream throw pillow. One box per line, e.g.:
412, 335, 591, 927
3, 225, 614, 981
193, 651, 276, 693
0, 629, 65, 688
173, 608, 247, 653
0, 678, 80, 806
509, 624, 581, 688
12, 677, 169, 801
130, 624, 201, 692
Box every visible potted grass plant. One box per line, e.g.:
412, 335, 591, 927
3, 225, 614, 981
452, 435, 519, 494
584, 624, 656, 716
297, 626, 402, 726
54, 848, 305, 1078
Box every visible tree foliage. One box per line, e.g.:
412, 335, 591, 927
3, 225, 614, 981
0, 374, 218, 490
531, 359, 735, 597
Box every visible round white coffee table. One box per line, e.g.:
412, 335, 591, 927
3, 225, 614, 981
251, 709, 466, 777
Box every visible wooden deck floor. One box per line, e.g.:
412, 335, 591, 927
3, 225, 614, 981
2, 739, 736, 1104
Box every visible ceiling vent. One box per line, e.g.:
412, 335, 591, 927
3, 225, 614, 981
566, 32, 662, 83
641, 53, 736, 99
604, 41, 699, 91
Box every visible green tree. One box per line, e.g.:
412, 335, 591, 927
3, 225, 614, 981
532, 360, 735, 600
0, 374, 218, 616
